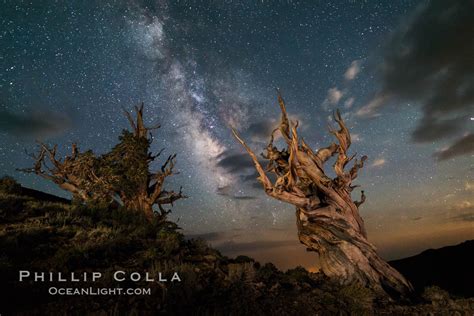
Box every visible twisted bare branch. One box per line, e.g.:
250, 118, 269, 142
231, 92, 368, 216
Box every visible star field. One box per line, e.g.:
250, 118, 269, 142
1, 0, 472, 269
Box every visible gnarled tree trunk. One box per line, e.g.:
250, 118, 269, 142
232, 92, 412, 298
296, 207, 411, 297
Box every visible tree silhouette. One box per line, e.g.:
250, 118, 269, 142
21, 104, 185, 220
232, 92, 412, 298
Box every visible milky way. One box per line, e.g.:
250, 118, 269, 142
1, 1, 472, 269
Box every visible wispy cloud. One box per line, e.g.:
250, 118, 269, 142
356, 93, 389, 118
344, 97, 355, 109
359, 1, 473, 157
434, 133, 474, 161
216, 185, 257, 200
344, 60, 360, 80
453, 201, 473, 211
450, 212, 474, 222
322, 87, 344, 109
217, 240, 297, 253
351, 133, 362, 142
371, 158, 386, 168
0, 108, 71, 139
327, 87, 343, 105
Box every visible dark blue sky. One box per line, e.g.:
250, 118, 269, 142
1, 0, 472, 269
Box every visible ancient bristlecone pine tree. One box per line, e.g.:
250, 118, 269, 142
232, 92, 413, 297
21, 104, 184, 220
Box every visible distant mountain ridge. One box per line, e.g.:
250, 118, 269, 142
389, 240, 474, 298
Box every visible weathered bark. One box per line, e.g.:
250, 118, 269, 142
232, 91, 413, 298
296, 208, 412, 297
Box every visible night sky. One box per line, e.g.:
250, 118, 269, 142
1, 0, 473, 270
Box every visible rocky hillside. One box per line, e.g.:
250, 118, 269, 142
390, 240, 474, 297
1, 178, 473, 315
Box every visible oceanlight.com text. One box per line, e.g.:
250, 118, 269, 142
48, 287, 151, 296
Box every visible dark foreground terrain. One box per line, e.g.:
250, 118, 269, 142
1, 179, 473, 315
